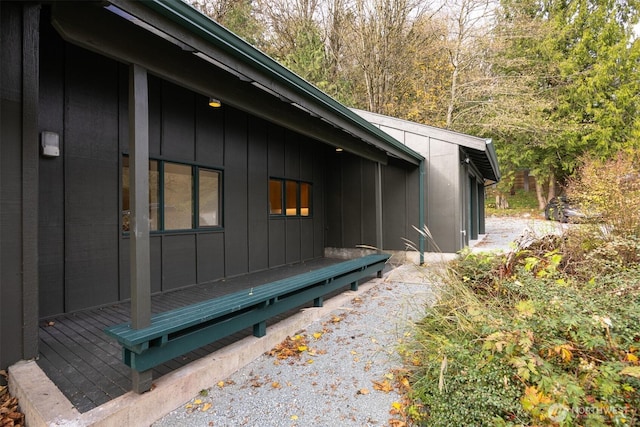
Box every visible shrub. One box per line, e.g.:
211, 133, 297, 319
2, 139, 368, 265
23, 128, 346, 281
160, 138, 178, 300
404, 231, 640, 426
567, 151, 640, 237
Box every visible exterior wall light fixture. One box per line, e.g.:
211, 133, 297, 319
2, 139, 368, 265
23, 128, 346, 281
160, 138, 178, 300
208, 97, 222, 108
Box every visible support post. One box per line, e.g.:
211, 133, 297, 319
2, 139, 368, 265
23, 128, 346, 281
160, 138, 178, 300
22, 3, 41, 362
129, 63, 152, 393
375, 162, 383, 252
419, 160, 425, 265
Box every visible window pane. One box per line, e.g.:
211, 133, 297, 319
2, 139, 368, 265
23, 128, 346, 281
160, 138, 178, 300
300, 182, 311, 217
164, 163, 193, 230
269, 179, 283, 215
122, 157, 159, 232
285, 180, 298, 216
149, 160, 159, 230
199, 169, 220, 227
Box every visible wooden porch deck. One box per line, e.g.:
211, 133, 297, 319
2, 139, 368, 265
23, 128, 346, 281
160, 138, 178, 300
36, 258, 363, 413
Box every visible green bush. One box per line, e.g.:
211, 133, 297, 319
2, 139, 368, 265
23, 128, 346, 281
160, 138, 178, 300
403, 231, 640, 426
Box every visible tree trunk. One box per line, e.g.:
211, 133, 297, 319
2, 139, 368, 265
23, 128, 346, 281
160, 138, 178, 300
535, 179, 547, 210
496, 193, 509, 209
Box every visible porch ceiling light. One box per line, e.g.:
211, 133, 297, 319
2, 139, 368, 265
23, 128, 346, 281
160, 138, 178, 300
208, 97, 222, 108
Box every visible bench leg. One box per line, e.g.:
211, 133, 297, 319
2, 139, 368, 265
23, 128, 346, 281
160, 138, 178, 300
253, 321, 266, 337
132, 369, 153, 394
350, 281, 359, 291
314, 296, 323, 307
377, 269, 383, 278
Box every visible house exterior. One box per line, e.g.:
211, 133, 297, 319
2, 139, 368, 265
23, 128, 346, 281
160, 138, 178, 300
0, 0, 427, 375
353, 110, 501, 253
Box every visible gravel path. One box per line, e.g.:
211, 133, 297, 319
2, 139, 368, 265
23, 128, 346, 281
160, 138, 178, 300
153, 216, 557, 427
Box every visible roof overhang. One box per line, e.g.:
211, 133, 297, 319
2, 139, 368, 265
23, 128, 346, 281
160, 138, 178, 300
49, 0, 423, 167
352, 109, 500, 182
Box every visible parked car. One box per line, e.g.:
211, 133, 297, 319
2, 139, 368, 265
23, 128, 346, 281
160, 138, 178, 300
544, 196, 586, 223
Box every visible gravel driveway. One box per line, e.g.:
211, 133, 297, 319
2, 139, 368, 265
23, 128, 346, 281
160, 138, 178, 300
153, 216, 558, 427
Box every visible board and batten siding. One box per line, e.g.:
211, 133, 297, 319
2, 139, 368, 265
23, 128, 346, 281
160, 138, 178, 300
38, 31, 325, 318
325, 151, 420, 252
1, 1, 41, 375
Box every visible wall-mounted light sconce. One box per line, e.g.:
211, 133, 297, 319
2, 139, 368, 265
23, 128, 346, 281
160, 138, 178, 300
335, 147, 343, 152
208, 97, 222, 108
41, 131, 60, 157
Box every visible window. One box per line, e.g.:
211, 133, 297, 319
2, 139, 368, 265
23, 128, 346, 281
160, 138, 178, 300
122, 156, 221, 232
164, 163, 193, 230
269, 179, 283, 215
122, 157, 159, 232
199, 169, 220, 227
300, 182, 311, 217
269, 178, 312, 217
285, 180, 297, 216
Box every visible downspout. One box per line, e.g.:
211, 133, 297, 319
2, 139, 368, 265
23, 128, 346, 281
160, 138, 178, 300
419, 160, 425, 265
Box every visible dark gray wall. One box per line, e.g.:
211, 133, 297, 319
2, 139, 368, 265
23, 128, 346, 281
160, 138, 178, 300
325, 151, 420, 251
38, 21, 326, 317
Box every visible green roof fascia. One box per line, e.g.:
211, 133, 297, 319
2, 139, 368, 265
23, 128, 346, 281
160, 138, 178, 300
138, 0, 423, 165
485, 139, 501, 182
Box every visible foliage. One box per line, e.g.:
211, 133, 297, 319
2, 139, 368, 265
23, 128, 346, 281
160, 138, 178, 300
403, 228, 640, 426
188, 0, 264, 47
567, 151, 640, 238
459, 0, 640, 205
485, 188, 541, 217
1, 378, 24, 427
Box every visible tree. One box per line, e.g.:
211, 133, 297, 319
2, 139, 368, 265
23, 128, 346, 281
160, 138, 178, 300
461, 0, 640, 208
187, 0, 264, 47
338, 0, 435, 114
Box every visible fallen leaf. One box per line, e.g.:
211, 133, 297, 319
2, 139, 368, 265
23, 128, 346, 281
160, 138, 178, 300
313, 332, 323, 339
201, 402, 212, 412
391, 401, 402, 411
373, 380, 393, 393
194, 399, 202, 405
217, 381, 225, 388
357, 388, 370, 395
290, 415, 299, 420
621, 366, 640, 378
271, 382, 281, 389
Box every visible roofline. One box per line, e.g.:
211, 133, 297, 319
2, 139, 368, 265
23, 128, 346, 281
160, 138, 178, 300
131, 0, 423, 165
484, 139, 501, 182
352, 109, 487, 150
353, 108, 501, 182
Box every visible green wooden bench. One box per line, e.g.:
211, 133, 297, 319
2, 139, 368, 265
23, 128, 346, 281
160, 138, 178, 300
105, 253, 390, 375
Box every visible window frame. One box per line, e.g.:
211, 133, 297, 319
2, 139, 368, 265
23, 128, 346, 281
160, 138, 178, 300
269, 177, 313, 218
122, 155, 223, 234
